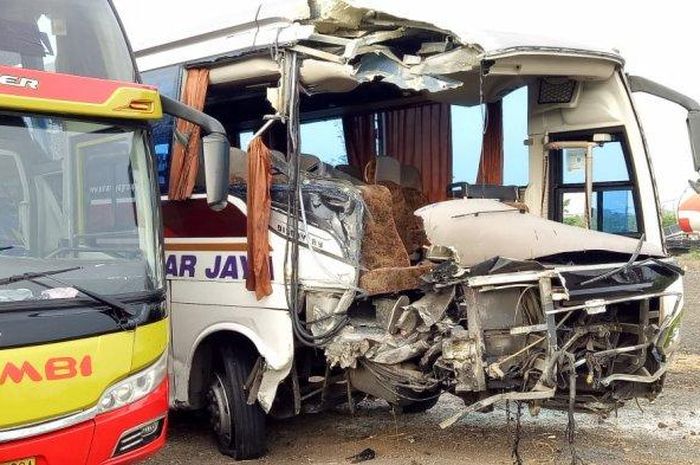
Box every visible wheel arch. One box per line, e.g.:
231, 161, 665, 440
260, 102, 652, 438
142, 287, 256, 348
184, 322, 293, 410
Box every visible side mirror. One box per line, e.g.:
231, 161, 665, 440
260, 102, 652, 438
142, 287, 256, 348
202, 133, 230, 210
160, 95, 230, 210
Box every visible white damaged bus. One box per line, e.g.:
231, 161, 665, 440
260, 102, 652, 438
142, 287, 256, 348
128, 0, 697, 459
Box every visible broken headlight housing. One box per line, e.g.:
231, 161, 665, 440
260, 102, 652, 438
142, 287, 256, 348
656, 279, 684, 360
656, 306, 683, 361
97, 351, 168, 413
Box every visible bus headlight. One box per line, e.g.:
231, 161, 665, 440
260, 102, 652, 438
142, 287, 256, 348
98, 351, 168, 413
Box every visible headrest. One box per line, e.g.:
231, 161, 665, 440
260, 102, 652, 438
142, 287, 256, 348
335, 164, 363, 180
401, 164, 422, 190
374, 156, 401, 185
270, 150, 286, 165
299, 153, 321, 173
229, 147, 248, 182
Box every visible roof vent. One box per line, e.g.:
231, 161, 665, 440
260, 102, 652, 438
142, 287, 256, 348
538, 77, 576, 104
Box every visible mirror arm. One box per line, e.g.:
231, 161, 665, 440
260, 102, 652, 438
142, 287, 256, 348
628, 75, 700, 112
628, 75, 700, 173
160, 95, 230, 210
160, 95, 226, 137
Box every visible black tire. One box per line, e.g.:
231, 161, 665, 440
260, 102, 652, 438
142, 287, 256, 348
207, 344, 266, 459
400, 394, 440, 414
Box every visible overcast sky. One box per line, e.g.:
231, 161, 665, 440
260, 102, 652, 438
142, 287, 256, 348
116, 0, 699, 210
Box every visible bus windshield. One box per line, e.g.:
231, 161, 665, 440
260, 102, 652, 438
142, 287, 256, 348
0, 0, 136, 81
0, 113, 162, 302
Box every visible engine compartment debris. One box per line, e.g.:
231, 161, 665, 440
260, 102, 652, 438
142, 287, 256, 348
271, 169, 684, 425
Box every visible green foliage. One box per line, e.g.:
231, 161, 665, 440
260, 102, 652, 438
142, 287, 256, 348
563, 215, 586, 228
661, 209, 677, 229
688, 248, 700, 261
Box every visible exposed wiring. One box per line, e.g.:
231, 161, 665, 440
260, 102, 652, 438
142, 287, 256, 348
512, 284, 538, 325
281, 50, 349, 347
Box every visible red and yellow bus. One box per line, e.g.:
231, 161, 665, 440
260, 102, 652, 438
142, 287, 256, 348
0, 1, 229, 464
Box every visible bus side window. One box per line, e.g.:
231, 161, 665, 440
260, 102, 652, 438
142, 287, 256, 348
452, 86, 529, 186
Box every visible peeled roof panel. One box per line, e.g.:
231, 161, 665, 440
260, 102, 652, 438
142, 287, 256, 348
126, 0, 624, 73
337, 0, 623, 63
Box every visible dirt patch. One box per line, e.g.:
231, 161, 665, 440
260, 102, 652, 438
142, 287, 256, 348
671, 353, 700, 373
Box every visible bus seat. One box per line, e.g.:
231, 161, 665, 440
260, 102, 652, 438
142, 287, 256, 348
299, 153, 322, 173
335, 164, 363, 181
400, 164, 429, 211
399, 164, 430, 253
374, 156, 401, 184
400, 165, 422, 191
371, 157, 428, 257
270, 150, 287, 166
357, 184, 432, 295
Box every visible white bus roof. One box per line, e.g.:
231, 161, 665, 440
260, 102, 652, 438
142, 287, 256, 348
117, 0, 623, 72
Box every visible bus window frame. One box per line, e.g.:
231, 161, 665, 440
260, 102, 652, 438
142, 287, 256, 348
548, 126, 645, 238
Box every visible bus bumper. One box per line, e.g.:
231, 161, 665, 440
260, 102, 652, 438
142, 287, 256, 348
0, 378, 168, 465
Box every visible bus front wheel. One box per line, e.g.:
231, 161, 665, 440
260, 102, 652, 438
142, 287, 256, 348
207, 344, 266, 459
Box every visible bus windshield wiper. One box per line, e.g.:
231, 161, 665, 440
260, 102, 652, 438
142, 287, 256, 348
0, 266, 82, 286
0, 266, 138, 329
51, 280, 139, 329
0, 245, 13, 252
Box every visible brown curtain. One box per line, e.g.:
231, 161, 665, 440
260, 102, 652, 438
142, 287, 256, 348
476, 100, 504, 185
168, 68, 210, 200
246, 137, 273, 300
383, 102, 452, 203
342, 113, 377, 172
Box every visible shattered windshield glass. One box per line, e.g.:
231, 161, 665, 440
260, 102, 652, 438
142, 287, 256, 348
0, 113, 162, 303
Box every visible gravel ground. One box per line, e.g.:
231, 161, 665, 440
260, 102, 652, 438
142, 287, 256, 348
146, 256, 700, 465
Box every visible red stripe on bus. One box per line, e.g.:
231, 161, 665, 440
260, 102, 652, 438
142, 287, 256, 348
0, 65, 155, 104
162, 198, 247, 238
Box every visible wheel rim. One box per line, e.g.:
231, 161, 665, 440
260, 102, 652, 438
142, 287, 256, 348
207, 373, 233, 443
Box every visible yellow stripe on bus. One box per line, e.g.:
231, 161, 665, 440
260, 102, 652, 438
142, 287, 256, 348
0, 87, 163, 120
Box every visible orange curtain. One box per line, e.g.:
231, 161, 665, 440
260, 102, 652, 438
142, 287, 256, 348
382, 103, 452, 203
246, 137, 273, 300
342, 113, 377, 172
476, 100, 504, 185
168, 68, 210, 200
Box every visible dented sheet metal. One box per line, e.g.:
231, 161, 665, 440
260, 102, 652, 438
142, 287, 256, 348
416, 199, 664, 266
355, 52, 464, 92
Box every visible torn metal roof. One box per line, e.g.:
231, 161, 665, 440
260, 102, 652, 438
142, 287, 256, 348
127, 0, 624, 72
